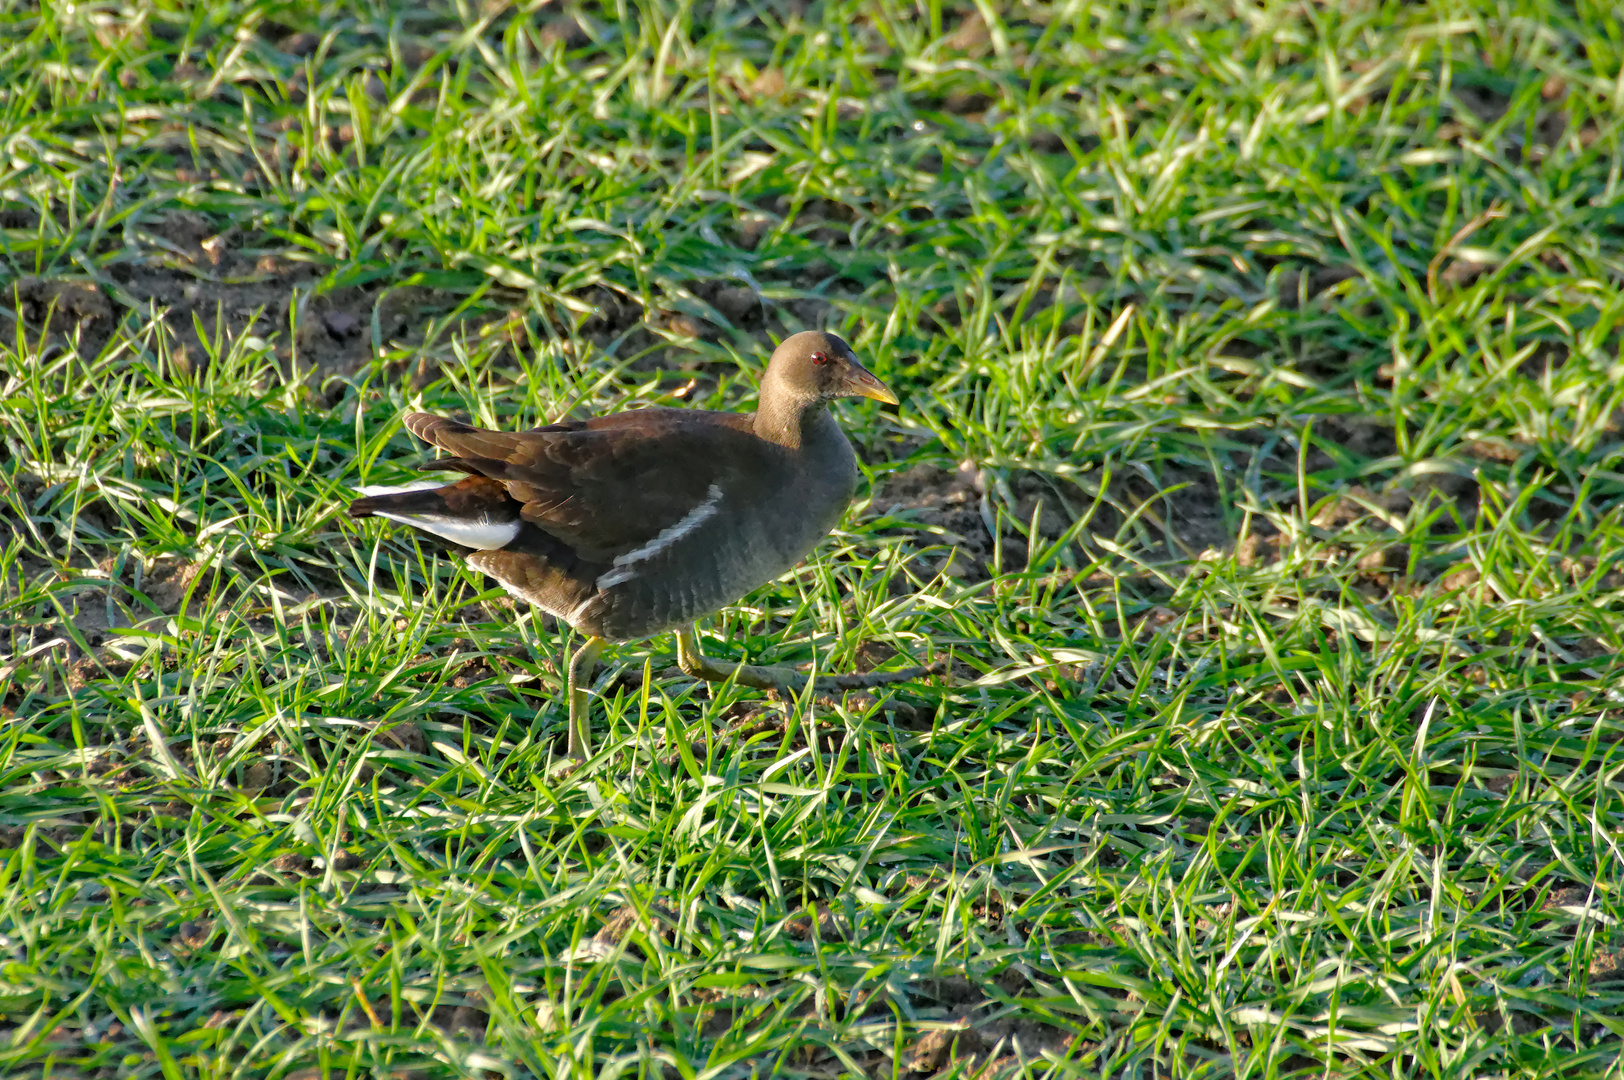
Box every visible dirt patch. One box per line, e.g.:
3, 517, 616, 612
907, 1022, 980, 1072
1315, 415, 1398, 459
374, 721, 428, 756
872, 459, 994, 578
583, 277, 843, 376
1114, 464, 1232, 557
139, 556, 206, 614
5, 181, 854, 385
894, 974, 1075, 1078
9, 277, 114, 337
2, 198, 492, 384
107, 255, 433, 381
7, 263, 363, 383
590, 902, 679, 958
872, 455, 1232, 580
1275, 263, 1363, 311
873, 460, 1080, 576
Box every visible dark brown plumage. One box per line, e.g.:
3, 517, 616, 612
349, 330, 916, 760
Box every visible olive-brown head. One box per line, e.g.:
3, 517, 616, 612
764, 330, 897, 407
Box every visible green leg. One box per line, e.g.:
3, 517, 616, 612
566, 636, 605, 760
674, 625, 804, 692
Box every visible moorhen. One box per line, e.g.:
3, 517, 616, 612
350, 331, 937, 760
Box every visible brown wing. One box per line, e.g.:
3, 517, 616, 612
402, 408, 777, 562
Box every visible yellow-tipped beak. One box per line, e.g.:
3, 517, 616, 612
847, 364, 899, 405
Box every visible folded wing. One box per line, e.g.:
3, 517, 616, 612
402, 409, 776, 563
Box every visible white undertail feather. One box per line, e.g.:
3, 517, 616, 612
373, 512, 520, 551
356, 481, 447, 497
596, 484, 724, 590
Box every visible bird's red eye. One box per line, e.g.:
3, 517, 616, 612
810, 351, 832, 365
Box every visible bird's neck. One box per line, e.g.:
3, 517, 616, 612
753, 392, 829, 451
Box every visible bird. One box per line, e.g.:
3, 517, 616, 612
348, 330, 940, 761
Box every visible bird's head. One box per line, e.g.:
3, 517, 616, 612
765, 330, 898, 407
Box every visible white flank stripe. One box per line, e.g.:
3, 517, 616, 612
596, 484, 723, 591
374, 512, 520, 551
567, 596, 598, 624
356, 481, 447, 497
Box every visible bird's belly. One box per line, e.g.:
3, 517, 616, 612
596, 494, 846, 641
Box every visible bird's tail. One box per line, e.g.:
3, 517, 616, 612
348, 477, 520, 551
348, 480, 452, 519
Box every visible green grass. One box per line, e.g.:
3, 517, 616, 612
4, 0, 1624, 1076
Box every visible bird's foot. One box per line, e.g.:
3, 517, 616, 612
675, 648, 805, 693
674, 627, 947, 695
803, 660, 950, 692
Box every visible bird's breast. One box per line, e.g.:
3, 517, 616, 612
594, 460, 856, 641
